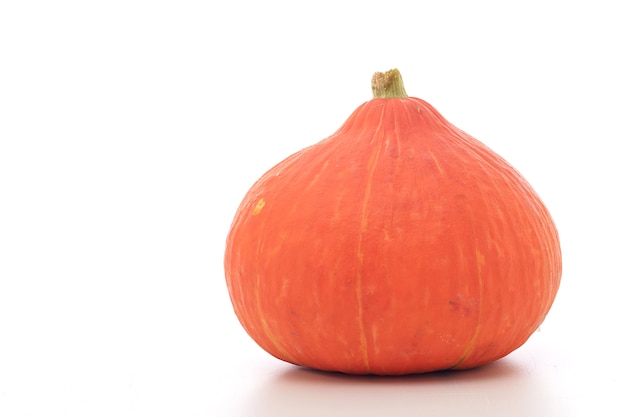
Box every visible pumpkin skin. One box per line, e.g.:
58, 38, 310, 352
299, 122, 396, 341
224, 69, 561, 375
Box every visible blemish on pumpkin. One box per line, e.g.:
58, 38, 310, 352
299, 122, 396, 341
428, 149, 444, 174
476, 249, 485, 271
252, 198, 265, 216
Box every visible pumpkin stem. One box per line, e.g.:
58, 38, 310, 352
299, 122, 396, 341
371, 69, 408, 99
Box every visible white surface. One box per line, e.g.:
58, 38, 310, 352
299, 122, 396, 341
1, 1, 625, 416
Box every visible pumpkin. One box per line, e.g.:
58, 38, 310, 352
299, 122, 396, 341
224, 69, 561, 375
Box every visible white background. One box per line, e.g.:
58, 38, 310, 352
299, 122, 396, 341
1, 1, 624, 416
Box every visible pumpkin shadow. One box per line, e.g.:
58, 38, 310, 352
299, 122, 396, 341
235, 356, 563, 417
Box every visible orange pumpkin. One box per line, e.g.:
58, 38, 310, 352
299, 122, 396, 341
224, 69, 561, 375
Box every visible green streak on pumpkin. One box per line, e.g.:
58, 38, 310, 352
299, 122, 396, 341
450, 248, 485, 369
